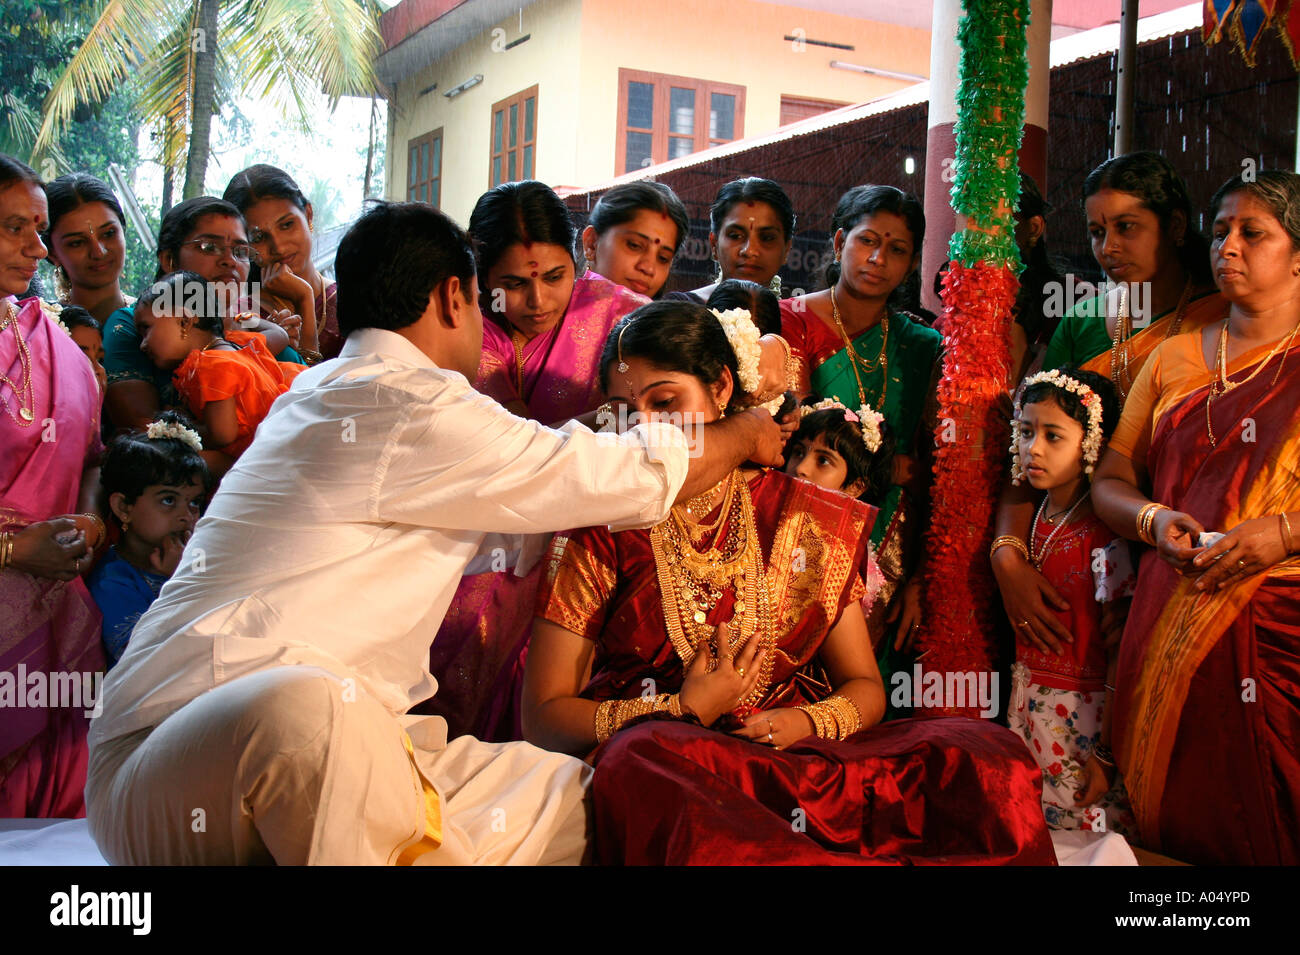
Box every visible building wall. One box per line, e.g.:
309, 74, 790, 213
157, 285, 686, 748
386, 0, 930, 223
387, 0, 585, 224
574, 0, 929, 189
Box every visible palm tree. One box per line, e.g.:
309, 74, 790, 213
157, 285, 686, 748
35, 0, 383, 200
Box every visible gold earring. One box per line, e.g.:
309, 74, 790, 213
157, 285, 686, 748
716, 399, 727, 414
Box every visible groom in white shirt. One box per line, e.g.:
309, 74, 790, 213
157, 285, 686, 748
85, 201, 784, 865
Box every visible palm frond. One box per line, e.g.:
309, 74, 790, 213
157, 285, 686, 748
35, 0, 183, 153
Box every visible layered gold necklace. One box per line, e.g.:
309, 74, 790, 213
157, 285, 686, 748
1109, 279, 1192, 402
649, 471, 776, 711
0, 302, 36, 426
1205, 315, 1300, 447
830, 286, 889, 409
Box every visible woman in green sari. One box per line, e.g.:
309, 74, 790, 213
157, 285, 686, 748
780, 185, 941, 684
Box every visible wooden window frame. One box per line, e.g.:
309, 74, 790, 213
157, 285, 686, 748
407, 128, 444, 208
779, 94, 851, 126
615, 68, 745, 175
490, 85, 538, 187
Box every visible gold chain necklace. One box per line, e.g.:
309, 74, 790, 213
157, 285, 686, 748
649, 472, 777, 712
830, 286, 889, 409
1205, 316, 1300, 447
0, 302, 36, 426
1110, 279, 1192, 402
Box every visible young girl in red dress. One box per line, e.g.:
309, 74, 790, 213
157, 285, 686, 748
134, 271, 303, 465
1003, 366, 1136, 833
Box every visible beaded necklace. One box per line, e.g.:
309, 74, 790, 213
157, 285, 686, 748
1029, 489, 1089, 571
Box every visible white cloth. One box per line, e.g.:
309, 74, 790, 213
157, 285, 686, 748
87, 327, 687, 864
86, 666, 589, 865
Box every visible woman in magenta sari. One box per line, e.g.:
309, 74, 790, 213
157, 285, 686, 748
1093, 170, 1300, 864
0, 156, 106, 817
524, 301, 1055, 865
425, 181, 648, 741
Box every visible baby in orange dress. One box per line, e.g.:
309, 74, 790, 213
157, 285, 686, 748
135, 271, 304, 460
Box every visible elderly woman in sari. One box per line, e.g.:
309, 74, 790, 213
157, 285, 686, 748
0, 156, 106, 817
1092, 169, 1300, 865
523, 300, 1054, 864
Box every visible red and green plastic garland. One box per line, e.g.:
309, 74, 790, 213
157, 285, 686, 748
918, 0, 1030, 711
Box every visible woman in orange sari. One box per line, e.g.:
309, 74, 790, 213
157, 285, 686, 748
1092, 170, 1300, 864
996, 153, 1225, 657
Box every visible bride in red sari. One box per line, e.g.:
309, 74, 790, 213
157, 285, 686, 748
523, 300, 1055, 864
1093, 170, 1300, 864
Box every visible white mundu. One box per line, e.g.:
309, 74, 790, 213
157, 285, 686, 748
87, 327, 689, 865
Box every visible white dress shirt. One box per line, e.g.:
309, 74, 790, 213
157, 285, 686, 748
91, 327, 689, 746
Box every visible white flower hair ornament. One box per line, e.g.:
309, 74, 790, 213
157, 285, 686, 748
709, 307, 786, 414
1009, 369, 1104, 486
146, 419, 204, 453
799, 398, 885, 453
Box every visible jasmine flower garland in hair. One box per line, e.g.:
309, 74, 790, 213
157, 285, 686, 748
146, 419, 204, 453
710, 306, 788, 414
1008, 369, 1104, 486
800, 398, 885, 453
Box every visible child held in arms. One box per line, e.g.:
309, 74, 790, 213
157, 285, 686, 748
134, 271, 304, 470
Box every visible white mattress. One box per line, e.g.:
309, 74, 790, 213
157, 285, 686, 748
0, 818, 1135, 866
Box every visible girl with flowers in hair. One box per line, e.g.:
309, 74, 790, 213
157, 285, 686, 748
1001, 366, 1135, 833
89, 412, 211, 668
785, 399, 895, 646
523, 299, 1054, 864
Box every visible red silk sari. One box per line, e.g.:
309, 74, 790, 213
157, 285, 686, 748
1114, 342, 1300, 865
537, 469, 1056, 864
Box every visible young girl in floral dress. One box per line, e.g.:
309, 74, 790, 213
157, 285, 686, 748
1001, 366, 1136, 833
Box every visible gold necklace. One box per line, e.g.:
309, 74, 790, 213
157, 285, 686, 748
649, 472, 776, 712
1205, 316, 1300, 447
830, 286, 889, 409
511, 330, 527, 397
1110, 279, 1192, 402
0, 302, 36, 426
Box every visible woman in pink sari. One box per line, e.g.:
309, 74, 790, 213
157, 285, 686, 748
424, 182, 648, 741
0, 156, 107, 817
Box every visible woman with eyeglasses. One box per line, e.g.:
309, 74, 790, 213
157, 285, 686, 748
103, 197, 300, 435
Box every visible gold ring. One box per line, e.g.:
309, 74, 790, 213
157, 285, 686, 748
736, 666, 746, 678
1019, 620, 1030, 628
767, 731, 773, 742
1237, 559, 1246, 568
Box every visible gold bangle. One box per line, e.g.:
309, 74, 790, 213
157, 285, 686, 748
0, 531, 11, 571
299, 348, 325, 366
1136, 503, 1168, 546
1280, 512, 1295, 555
80, 512, 106, 549
594, 700, 617, 744
989, 535, 1030, 562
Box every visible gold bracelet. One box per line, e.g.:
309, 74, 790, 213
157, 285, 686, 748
0, 531, 11, 571
989, 535, 1030, 562
594, 700, 617, 744
1136, 503, 1168, 545
299, 348, 325, 366
825, 695, 862, 737
1280, 512, 1295, 555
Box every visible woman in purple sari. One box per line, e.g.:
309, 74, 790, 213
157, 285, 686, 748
424, 182, 648, 741
0, 156, 106, 817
